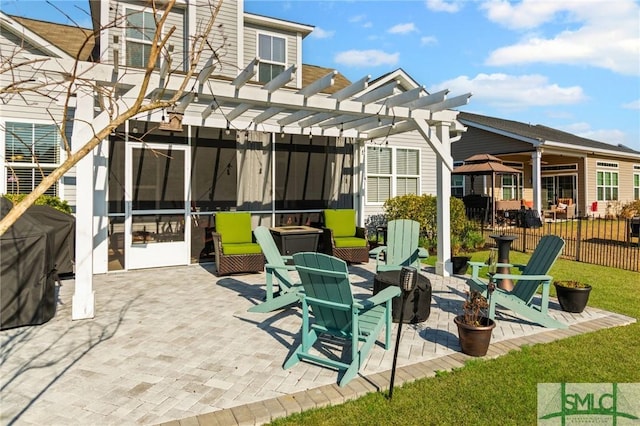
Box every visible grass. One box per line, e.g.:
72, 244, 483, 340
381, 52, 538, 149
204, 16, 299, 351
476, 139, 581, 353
269, 253, 640, 426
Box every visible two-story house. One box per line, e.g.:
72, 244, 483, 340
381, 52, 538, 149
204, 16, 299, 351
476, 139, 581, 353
1, 1, 468, 318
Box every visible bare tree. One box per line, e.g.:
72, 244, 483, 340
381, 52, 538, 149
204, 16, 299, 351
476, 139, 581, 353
0, 0, 226, 235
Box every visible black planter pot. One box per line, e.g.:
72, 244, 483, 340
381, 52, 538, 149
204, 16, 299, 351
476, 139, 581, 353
451, 256, 471, 274
454, 315, 495, 357
554, 282, 592, 313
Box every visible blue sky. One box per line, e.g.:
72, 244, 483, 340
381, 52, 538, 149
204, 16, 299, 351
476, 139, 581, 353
2, 0, 639, 151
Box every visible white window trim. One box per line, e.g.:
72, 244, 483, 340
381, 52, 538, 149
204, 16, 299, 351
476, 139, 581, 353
2, 119, 64, 196
365, 145, 421, 205
596, 169, 619, 202
255, 30, 288, 82
122, 4, 162, 69
633, 168, 640, 200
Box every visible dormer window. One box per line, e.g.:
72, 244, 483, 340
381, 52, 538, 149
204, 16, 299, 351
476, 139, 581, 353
258, 33, 286, 83
125, 8, 160, 68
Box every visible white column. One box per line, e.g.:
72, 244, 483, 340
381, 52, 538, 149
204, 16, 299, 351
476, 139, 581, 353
71, 90, 96, 320
531, 149, 542, 214
435, 123, 452, 277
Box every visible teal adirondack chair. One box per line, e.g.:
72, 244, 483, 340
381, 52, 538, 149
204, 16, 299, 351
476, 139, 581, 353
284, 252, 401, 387
248, 226, 302, 313
369, 219, 429, 272
467, 235, 567, 328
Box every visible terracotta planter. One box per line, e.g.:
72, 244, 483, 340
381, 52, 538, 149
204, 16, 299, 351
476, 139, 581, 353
554, 282, 592, 313
451, 256, 471, 274
454, 315, 495, 357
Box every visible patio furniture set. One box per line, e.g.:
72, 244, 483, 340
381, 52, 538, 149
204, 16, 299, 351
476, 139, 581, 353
213, 209, 569, 386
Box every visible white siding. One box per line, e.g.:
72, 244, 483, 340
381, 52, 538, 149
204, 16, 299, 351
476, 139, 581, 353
362, 130, 437, 222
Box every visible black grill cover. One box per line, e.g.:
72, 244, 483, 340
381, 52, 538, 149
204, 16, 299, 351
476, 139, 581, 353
27, 205, 75, 275
1, 198, 57, 330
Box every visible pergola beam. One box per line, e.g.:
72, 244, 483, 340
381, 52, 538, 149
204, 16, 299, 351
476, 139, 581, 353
404, 89, 449, 110
232, 57, 259, 88
262, 64, 296, 93
254, 107, 283, 124
354, 80, 398, 104
425, 93, 472, 112
226, 103, 251, 121
330, 75, 370, 101
380, 86, 423, 108
298, 70, 337, 98
277, 110, 313, 126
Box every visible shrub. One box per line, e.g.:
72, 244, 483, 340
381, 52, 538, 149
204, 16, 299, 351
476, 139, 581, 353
620, 200, 640, 218
3, 194, 72, 214
383, 194, 473, 253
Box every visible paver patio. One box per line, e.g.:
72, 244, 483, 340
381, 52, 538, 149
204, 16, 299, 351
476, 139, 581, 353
1, 261, 634, 426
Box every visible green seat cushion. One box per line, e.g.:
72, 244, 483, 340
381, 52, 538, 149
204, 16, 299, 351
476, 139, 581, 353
324, 209, 356, 238
216, 212, 252, 244
222, 242, 263, 255
334, 237, 368, 248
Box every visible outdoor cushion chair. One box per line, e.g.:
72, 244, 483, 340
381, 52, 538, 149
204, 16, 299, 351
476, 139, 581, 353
467, 235, 567, 328
248, 226, 302, 313
284, 252, 401, 386
211, 212, 264, 276
369, 219, 429, 272
321, 209, 369, 263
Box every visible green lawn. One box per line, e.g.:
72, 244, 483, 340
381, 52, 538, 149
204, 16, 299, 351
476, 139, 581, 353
269, 253, 640, 426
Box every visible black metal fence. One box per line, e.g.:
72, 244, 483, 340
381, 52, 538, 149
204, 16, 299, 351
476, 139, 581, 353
478, 216, 640, 272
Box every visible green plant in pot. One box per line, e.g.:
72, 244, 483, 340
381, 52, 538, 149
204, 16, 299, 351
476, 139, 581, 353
453, 290, 496, 356
451, 223, 485, 275
553, 280, 592, 313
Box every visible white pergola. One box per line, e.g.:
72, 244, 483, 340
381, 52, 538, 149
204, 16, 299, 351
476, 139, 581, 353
39, 57, 470, 319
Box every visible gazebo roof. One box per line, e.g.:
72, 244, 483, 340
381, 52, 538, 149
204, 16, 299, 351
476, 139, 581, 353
452, 154, 521, 175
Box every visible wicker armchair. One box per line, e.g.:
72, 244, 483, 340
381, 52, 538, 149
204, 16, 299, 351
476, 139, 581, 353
212, 212, 264, 276
321, 209, 369, 264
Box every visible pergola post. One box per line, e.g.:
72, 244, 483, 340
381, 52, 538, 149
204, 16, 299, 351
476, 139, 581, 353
71, 89, 96, 320
435, 123, 453, 276
532, 149, 543, 213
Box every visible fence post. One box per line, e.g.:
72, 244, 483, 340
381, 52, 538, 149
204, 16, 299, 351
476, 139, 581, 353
522, 224, 528, 252
576, 217, 582, 262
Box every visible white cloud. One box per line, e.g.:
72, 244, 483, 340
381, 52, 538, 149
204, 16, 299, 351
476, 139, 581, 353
420, 36, 438, 46
310, 27, 335, 39
334, 49, 400, 67
622, 99, 640, 110
482, 0, 640, 76
362, 22, 373, 28
430, 73, 587, 109
387, 23, 418, 34
561, 122, 627, 145
425, 0, 463, 13
349, 14, 366, 23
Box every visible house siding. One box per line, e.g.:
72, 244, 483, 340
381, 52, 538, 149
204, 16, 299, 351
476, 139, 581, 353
452, 126, 533, 162
362, 130, 438, 224
0, 24, 75, 205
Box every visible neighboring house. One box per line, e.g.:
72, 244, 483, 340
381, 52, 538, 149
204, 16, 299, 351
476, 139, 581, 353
454, 112, 640, 218
1, 1, 468, 318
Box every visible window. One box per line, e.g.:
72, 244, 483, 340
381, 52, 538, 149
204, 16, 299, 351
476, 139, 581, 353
4, 122, 60, 195
125, 8, 159, 68
596, 170, 618, 201
257, 33, 286, 83
366, 146, 419, 203
396, 148, 419, 196
501, 174, 518, 200
634, 172, 640, 200
452, 175, 464, 198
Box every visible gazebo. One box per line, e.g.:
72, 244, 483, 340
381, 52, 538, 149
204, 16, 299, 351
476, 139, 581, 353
452, 154, 522, 227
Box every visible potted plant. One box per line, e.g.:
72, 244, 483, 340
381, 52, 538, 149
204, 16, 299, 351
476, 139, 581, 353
553, 280, 592, 313
451, 225, 485, 274
453, 290, 496, 356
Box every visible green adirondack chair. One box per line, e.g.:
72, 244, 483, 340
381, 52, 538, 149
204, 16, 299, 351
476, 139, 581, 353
369, 219, 429, 272
467, 235, 567, 328
284, 252, 401, 387
248, 226, 302, 313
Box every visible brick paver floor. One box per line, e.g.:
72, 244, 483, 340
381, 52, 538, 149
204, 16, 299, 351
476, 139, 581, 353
1, 261, 634, 426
